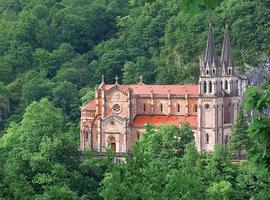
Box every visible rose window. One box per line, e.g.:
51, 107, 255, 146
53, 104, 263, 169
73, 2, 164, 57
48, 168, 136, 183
112, 104, 121, 114
204, 103, 210, 110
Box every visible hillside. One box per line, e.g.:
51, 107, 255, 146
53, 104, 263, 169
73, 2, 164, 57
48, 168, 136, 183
0, 0, 269, 131
0, 0, 269, 199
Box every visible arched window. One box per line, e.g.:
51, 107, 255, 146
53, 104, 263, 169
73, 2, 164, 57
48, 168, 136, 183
221, 81, 223, 90
228, 68, 231, 75
229, 103, 233, 123
224, 103, 231, 124
209, 81, 212, 93
206, 70, 209, 75
203, 81, 207, 93
160, 104, 163, 112
193, 104, 198, 113
108, 136, 116, 152
225, 80, 228, 90
143, 103, 146, 112
177, 104, 180, 112
236, 80, 238, 94
137, 132, 140, 140
84, 130, 89, 140
213, 68, 216, 74
206, 134, 209, 144
224, 135, 229, 146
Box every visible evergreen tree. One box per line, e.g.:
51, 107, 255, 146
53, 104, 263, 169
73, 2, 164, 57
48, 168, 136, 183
228, 107, 250, 158
244, 81, 270, 167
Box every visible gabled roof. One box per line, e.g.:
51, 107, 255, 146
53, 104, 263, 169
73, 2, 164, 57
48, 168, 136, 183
102, 114, 126, 126
82, 99, 96, 110
102, 84, 199, 95
105, 84, 128, 95
132, 115, 197, 127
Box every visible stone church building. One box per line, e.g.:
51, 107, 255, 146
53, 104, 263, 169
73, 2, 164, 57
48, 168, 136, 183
80, 24, 240, 153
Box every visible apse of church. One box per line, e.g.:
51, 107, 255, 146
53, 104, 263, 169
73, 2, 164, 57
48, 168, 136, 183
80, 24, 240, 153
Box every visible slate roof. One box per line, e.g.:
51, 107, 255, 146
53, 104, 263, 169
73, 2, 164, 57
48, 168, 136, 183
220, 24, 234, 68
204, 23, 218, 67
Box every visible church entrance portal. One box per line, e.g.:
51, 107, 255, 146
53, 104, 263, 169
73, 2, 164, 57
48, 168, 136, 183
108, 135, 117, 152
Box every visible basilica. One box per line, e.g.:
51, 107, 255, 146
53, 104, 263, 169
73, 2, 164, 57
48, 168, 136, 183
80, 24, 241, 153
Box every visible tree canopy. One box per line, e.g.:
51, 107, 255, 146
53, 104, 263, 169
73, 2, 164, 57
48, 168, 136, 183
0, 0, 269, 199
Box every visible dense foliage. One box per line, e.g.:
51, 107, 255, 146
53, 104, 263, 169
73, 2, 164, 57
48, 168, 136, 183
0, 99, 108, 199
0, 0, 269, 199
0, 0, 269, 131
101, 98, 270, 200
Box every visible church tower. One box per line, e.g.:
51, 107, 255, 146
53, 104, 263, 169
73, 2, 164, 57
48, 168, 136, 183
220, 25, 239, 97
197, 24, 239, 152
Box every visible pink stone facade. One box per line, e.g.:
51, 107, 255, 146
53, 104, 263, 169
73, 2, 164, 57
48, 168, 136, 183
80, 84, 200, 152
80, 24, 240, 153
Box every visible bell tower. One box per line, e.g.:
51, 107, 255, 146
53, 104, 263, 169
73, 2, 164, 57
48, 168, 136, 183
220, 24, 239, 97
199, 24, 222, 97
219, 24, 239, 125
197, 24, 239, 152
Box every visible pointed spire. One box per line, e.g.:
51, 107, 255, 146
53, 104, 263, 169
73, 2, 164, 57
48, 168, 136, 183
101, 75, 105, 84
204, 23, 218, 67
220, 24, 234, 69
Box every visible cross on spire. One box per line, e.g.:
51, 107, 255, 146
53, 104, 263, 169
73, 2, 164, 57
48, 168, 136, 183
139, 75, 143, 84
115, 75, 119, 85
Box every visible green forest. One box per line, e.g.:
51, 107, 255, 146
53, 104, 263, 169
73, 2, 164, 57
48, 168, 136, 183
0, 0, 269, 199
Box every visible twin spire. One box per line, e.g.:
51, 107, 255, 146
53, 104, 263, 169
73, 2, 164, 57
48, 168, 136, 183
203, 23, 234, 74
204, 23, 218, 67
220, 24, 234, 69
